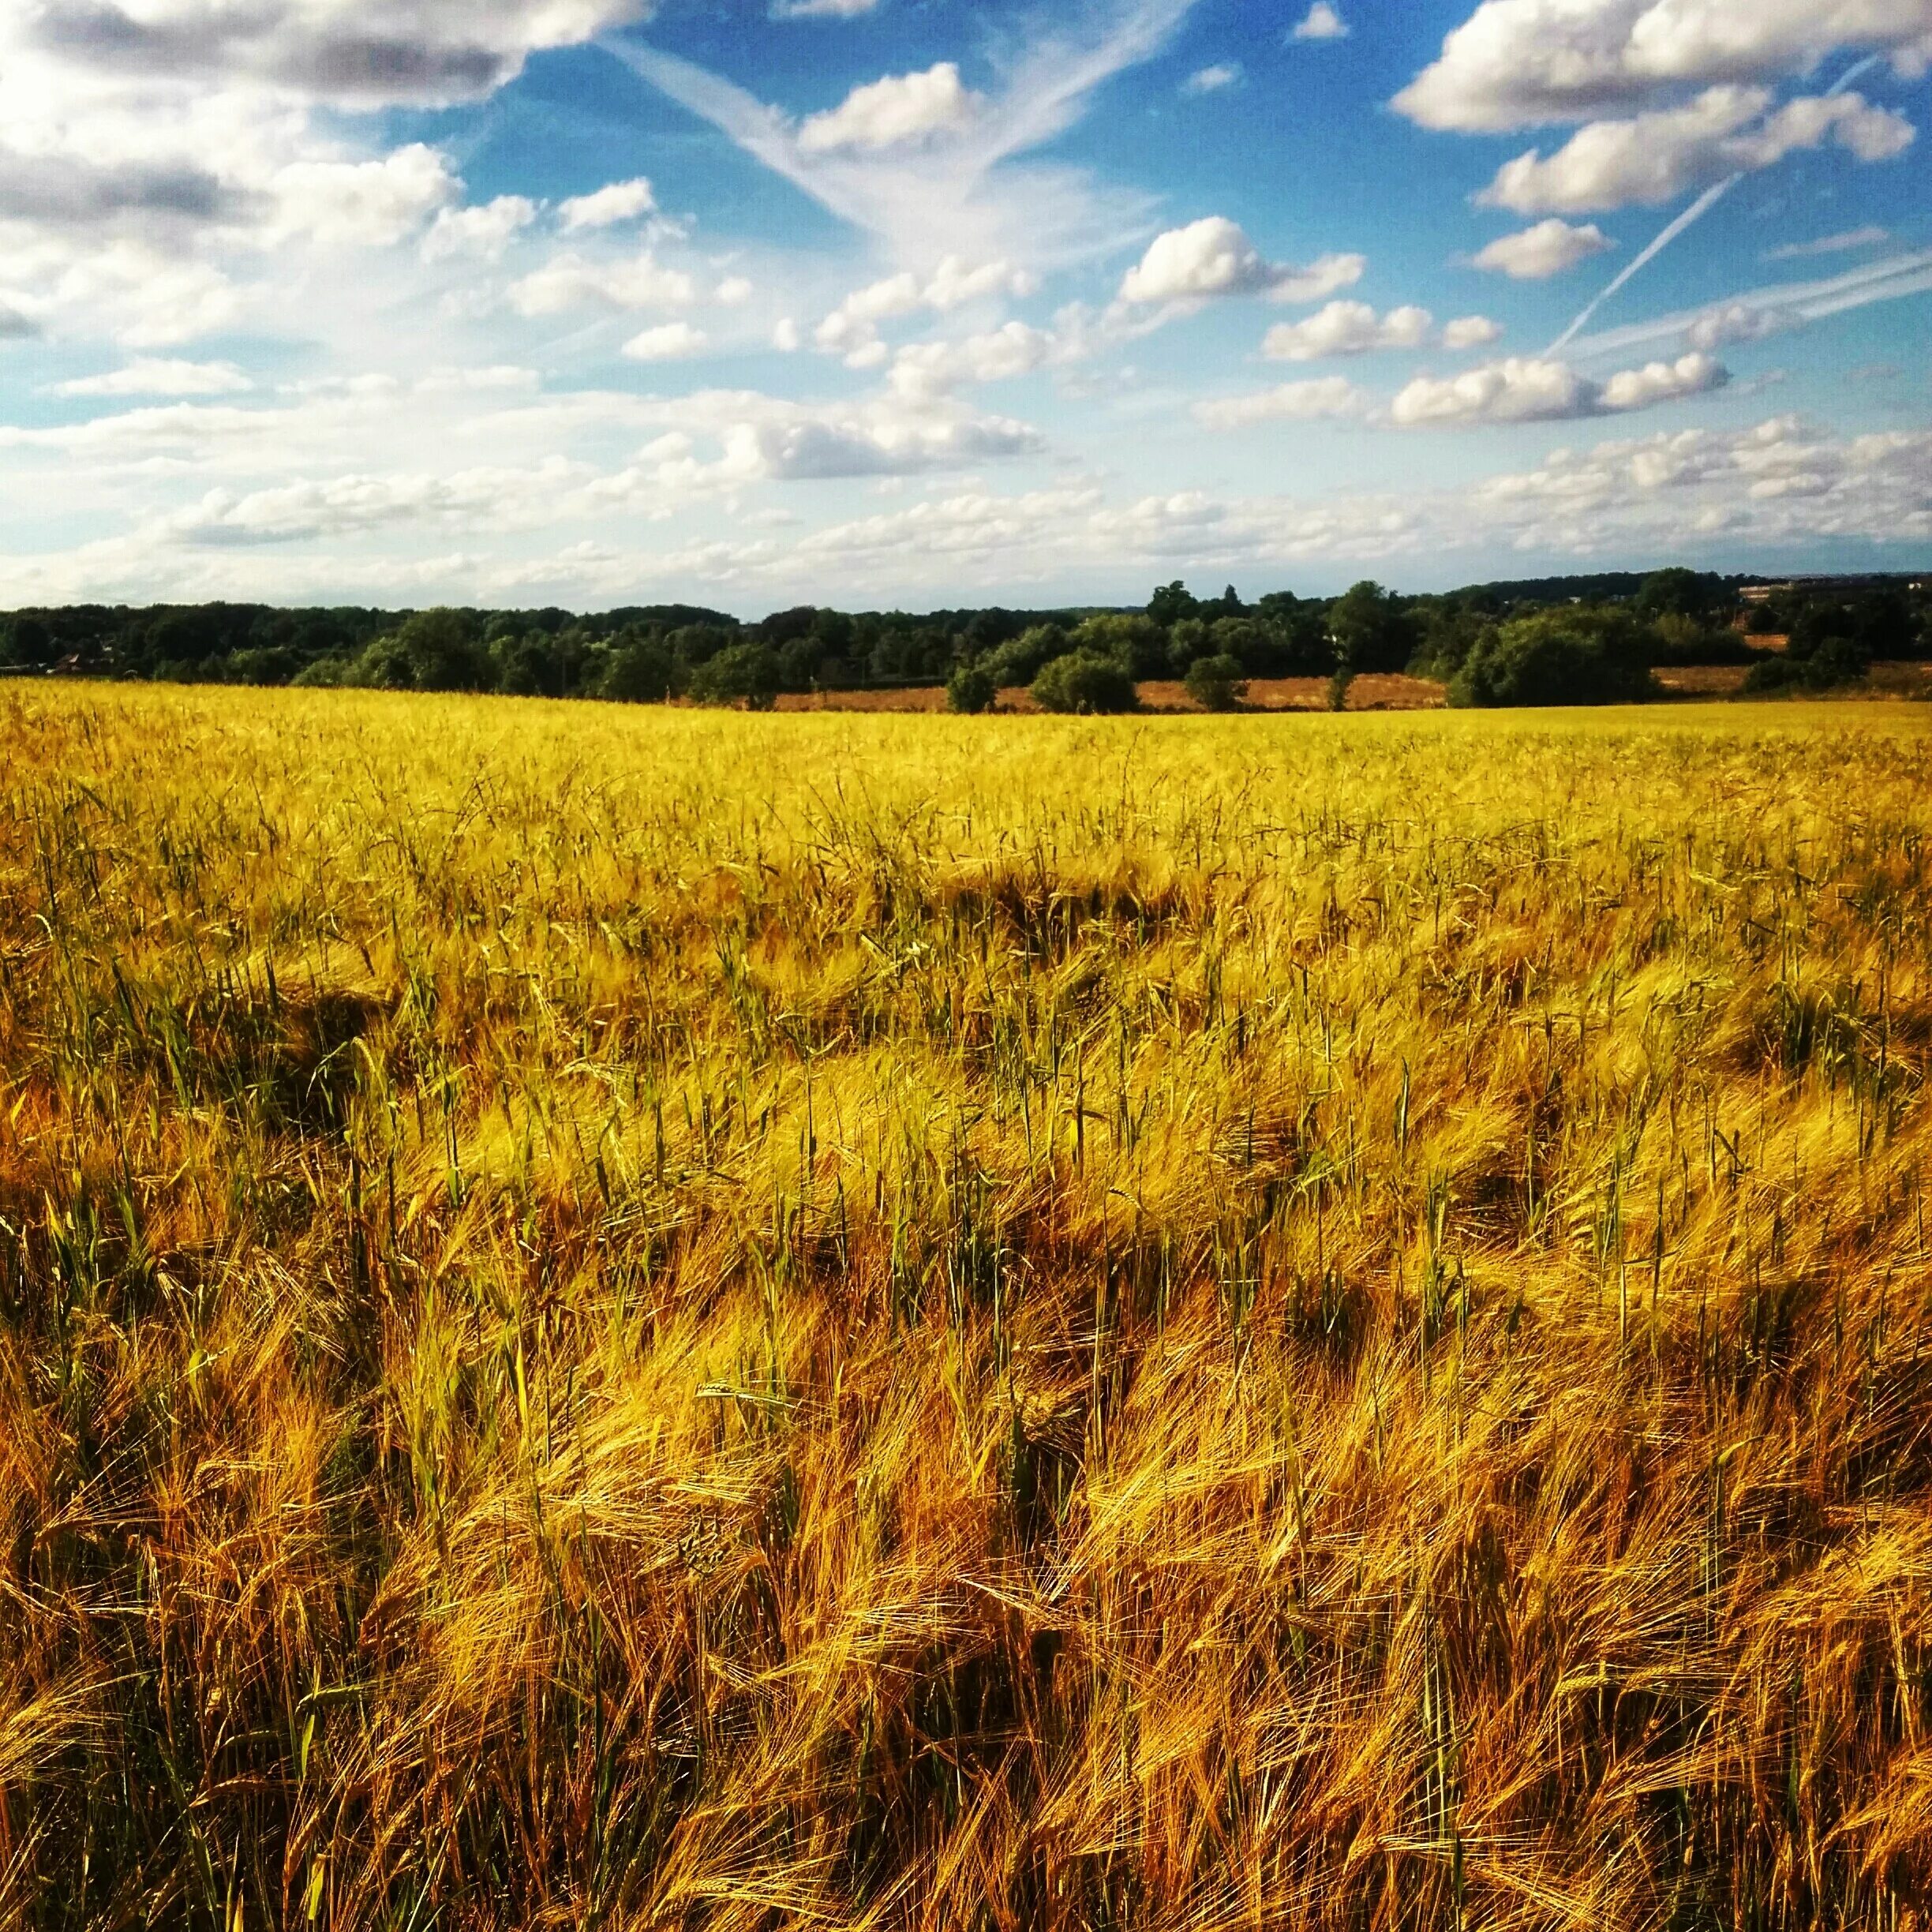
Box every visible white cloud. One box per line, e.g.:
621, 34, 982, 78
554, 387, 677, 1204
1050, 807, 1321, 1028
507, 251, 698, 316
10, 0, 660, 110
1119, 218, 1365, 305
773, 316, 802, 352
1596, 352, 1732, 411
1196, 378, 1369, 427
721, 413, 1044, 481
1565, 249, 1932, 362
1481, 87, 1915, 215
1396, 0, 1932, 133
773, 0, 882, 15
52, 358, 252, 398
1391, 350, 1728, 425
815, 257, 1037, 365
269, 145, 457, 249
1681, 302, 1801, 351
611, 3, 1204, 273
1291, 4, 1350, 42
421, 196, 537, 263
1472, 219, 1615, 279
888, 322, 1061, 400
622, 321, 709, 361
1764, 224, 1889, 261
1184, 64, 1244, 95
1262, 301, 1433, 360
923, 257, 1040, 310
798, 62, 982, 154
558, 179, 657, 232
1443, 315, 1504, 350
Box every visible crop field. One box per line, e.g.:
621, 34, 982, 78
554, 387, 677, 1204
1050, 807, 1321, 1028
3, 683, 1932, 1931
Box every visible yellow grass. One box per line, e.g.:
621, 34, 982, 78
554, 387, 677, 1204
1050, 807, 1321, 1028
2, 682, 1930, 1930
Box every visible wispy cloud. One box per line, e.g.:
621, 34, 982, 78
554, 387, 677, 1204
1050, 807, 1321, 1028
601, 0, 1203, 271
1764, 225, 1890, 262
1565, 251, 1932, 362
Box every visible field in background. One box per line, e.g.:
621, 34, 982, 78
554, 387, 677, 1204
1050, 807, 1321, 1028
3, 685, 1931, 1930
775, 666, 1932, 714
776, 674, 1452, 714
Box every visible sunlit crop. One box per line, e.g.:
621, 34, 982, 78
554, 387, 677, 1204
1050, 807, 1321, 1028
2, 683, 1930, 1930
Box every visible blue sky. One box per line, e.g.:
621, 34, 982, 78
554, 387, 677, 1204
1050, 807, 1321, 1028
0, 0, 1928, 613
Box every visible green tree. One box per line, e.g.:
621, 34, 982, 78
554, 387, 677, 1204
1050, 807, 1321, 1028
1636, 567, 1728, 626
1071, 613, 1167, 678
687, 642, 781, 710
1328, 581, 1412, 686
985, 624, 1068, 689
1167, 619, 1213, 675
1148, 581, 1200, 627
1449, 608, 1655, 708
1184, 653, 1247, 712
946, 664, 998, 714
364, 609, 493, 692
1031, 652, 1139, 714
600, 633, 677, 703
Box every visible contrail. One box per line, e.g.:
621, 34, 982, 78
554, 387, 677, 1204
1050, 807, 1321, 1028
1548, 178, 1737, 353
1548, 54, 1887, 356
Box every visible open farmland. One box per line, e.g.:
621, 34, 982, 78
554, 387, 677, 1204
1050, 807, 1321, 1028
2, 684, 1932, 1930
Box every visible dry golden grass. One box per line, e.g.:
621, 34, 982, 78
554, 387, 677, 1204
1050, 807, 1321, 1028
2, 682, 1931, 1930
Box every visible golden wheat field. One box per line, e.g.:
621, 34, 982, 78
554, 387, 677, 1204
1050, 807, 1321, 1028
3, 682, 1932, 1931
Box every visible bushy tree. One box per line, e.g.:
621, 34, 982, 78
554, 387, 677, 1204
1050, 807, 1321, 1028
1148, 581, 1200, 627
1328, 581, 1413, 680
600, 632, 677, 703
1636, 567, 1729, 626
1031, 651, 1138, 714
1070, 613, 1167, 679
360, 609, 493, 692
984, 624, 1068, 690
1, 616, 54, 667
1184, 653, 1247, 712
1166, 618, 1211, 674
1449, 608, 1655, 708
1743, 622, 1872, 695
946, 664, 998, 714
688, 642, 782, 710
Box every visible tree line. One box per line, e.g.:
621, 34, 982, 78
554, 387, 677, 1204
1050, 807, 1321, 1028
2, 571, 1926, 710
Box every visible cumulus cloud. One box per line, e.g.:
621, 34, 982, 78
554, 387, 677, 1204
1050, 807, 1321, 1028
421, 195, 537, 263
52, 358, 252, 398
888, 323, 1061, 401
1391, 351, 1728, 426
507, 252, 698, 316
268, 145, 458, 248
1196, 378, 1369, 427
558, 179, 657, 232
773, 0, 882, 17
1473, 219, 1615, 279
1481, 86, 1915, 215
1443, 315, 1504, 349
798, 62, 982, 154
1396, 0, 1932, 133
1682, 302, 1801, 351
1184, 64, 1243, 95
622, 321, 709, 361
1119, 218, 1365, 305
723, 413, 1043, 481
815, 258, 1037, 365
1291, 4, 1350, 43
17, 0, 657, 109
1262, 301, 1434, 360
